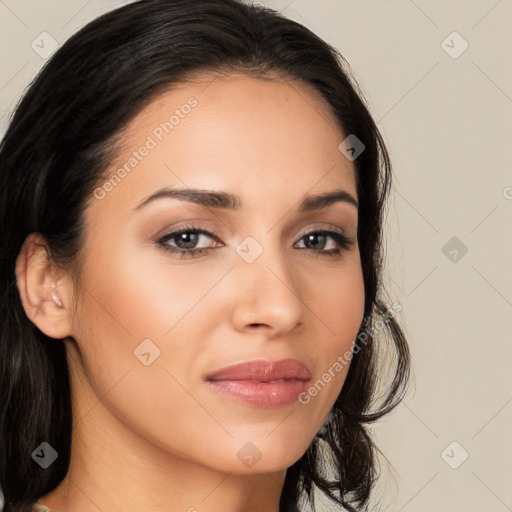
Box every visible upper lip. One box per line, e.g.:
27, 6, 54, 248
205, 358, 312, 382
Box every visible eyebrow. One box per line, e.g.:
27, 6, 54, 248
134, 187, 358, 212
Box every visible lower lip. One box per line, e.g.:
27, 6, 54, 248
207, 379, 309, 408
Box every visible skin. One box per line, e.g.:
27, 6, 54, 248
16, 72, 365, 512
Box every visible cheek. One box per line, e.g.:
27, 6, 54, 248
302, 257, 365, 411
79, 232, 220, 337
70, 246, 226, 460
315, 255, 365, 350
72, 237, 231, 390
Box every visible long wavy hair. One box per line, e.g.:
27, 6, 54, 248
0, 1, 410, 511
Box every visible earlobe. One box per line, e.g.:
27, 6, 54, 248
15, 232, 73, 340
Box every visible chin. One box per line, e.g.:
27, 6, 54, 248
218, 438, 312, 475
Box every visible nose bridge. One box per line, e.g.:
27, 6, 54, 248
230, 230, 304, 332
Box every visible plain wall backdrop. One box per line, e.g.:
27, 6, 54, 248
1, 1, 511, 510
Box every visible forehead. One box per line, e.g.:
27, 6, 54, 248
88, 72, 357, 217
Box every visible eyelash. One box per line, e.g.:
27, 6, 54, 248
156, 223, 355, 260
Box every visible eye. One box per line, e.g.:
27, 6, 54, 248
156, 224, 355, 259
156, 223, 221, 259
295, 228, 354, 258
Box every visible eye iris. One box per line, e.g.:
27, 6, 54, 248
306, 233, 327, 250
175, 232, 199, 249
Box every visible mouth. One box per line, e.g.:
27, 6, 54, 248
205, 358, 311, 408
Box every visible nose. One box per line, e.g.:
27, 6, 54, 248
229, 240, 304, 337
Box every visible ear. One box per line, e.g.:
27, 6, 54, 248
15, 232, 74, 340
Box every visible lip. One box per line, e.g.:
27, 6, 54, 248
205, 358, 312, 408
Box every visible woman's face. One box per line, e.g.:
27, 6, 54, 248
68, 72, 365, 474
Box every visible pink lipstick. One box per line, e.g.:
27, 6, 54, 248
205, 359, 311, 408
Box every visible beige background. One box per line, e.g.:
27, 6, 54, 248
1, 1, 511, 511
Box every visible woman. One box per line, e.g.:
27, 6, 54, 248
0, 1, 410, 511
